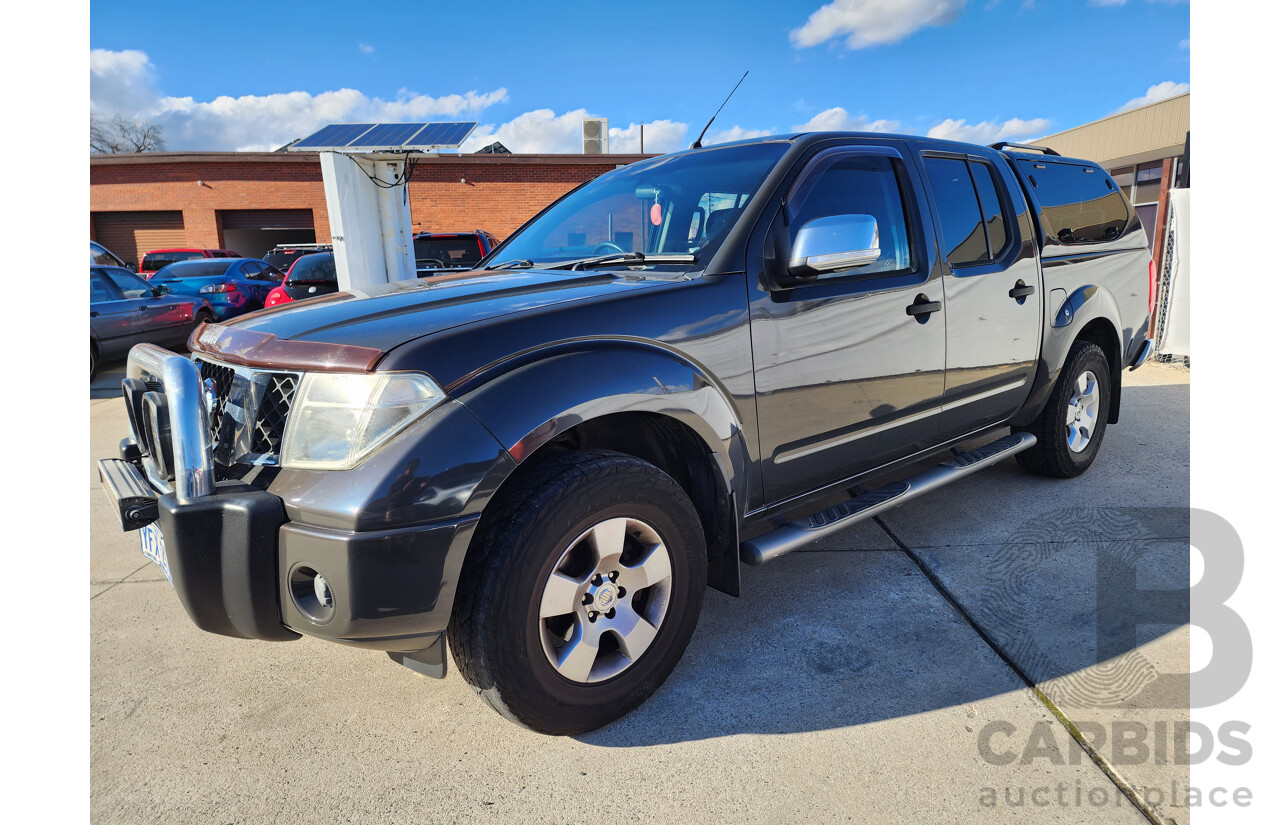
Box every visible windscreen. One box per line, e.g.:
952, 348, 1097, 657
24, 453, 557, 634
286, 253, 337, 284
492, 142, 789, 267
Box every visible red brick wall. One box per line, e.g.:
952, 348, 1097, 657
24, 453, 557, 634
90, 153, 649, 249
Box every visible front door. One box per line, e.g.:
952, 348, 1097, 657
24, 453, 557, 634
749, 142, 948, 506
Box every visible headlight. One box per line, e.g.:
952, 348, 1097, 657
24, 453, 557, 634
280, 372, 446, 470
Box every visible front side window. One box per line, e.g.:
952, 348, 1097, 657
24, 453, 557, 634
788, 154, 913, 277
1019, 159, 1130, 245
493, 142, 789, 267
103, 267, 153, 299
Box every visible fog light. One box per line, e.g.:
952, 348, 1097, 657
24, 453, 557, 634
313, 573, 333, 609
289, 565, 336, 624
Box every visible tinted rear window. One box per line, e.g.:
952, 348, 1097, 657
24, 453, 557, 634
142, 251, 203, 270
415, 236, 482, 267
1018, 160, 1129, 245
264, 250, 301, 269
287, 253, 338, 283
153, 260, 236, 279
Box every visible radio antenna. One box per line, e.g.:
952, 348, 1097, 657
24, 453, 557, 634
690, 71, 749, 149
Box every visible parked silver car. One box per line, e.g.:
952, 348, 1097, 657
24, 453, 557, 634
90, 266, 212, 378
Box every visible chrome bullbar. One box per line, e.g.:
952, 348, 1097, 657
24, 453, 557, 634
126, 343, 215, 503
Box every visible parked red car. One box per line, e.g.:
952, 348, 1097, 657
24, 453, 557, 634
139, 248, 242, 279
264, 251, 339, 307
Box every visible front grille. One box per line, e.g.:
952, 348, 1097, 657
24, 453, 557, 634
199, 359, 236, 446
252, 374, 298, 454
194, 357, 299, 465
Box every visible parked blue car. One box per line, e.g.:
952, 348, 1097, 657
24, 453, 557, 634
149, 258, 286, 321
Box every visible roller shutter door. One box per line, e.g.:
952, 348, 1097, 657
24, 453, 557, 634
219, 209, 314, 231
92, 211, 186, 267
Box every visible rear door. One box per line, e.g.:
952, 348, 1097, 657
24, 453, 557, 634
916, 147, 1042, 437
749, 141, 949, 505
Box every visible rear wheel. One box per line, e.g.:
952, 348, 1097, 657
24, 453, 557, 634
90, 341, 98, 380
1016, 340, 1111, 477
448, 450, 707, 735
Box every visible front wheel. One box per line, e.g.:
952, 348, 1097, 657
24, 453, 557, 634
1016, 340, 1112, 477
448, 450, 707, 734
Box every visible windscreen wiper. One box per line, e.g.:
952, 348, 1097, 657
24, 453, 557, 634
487, 258, 536, 270
546, 252, 698, 271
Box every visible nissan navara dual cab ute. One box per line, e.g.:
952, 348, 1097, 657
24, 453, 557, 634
99, 133, 1155, 735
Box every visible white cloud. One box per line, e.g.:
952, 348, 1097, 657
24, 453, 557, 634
1116, 81, 1189, 112
607, 120, 689, 153
1088, 0, 1126, 6
461, 111, 770, 154
89, 49, 509, 151
791, 0, 966, 50
459, 108, 600, 154
926, 116, 1051, 144
703, 126, 774, 145
795, 106, 899, 133
1179, 38, 1189, 49
357, 42, 375, 54
90, 49, 159, 117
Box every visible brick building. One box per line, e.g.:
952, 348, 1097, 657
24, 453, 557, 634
89, 151, 653, 265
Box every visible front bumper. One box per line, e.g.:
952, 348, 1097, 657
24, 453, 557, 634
97, 343, 501, 677
98, 454, 474, 656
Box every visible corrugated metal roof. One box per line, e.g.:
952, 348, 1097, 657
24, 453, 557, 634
1038, 93, 1189, 168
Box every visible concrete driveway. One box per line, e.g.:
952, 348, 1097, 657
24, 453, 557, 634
90, 362, 1190, 824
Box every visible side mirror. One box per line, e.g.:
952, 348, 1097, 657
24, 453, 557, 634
789, 214, 881, 278
152, 284, 169, 297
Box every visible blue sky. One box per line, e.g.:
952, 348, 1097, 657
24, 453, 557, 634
89, 0, 1190, 153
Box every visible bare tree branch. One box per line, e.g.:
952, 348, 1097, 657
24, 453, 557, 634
90, 111, 166, 154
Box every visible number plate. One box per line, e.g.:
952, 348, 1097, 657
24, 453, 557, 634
140, 522, 173, 586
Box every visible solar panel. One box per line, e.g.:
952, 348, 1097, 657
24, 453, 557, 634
289, 122, 478, 152
291, 124, 377, 151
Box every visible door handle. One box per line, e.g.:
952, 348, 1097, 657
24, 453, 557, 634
90, 311, 99, 317
905, 294, 942, 319
1009, 280, 1036, 300
137, 306, 149, 312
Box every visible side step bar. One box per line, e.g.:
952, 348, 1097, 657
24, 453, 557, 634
741, 432, 1037, 565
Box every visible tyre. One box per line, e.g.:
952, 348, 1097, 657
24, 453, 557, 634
90, 341, 98, 380
449, 449, 707, 735
194, 309, 213, 327
1016, 340, 1111, 478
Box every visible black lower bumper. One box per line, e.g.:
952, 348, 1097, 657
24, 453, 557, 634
97, 453, 473, 659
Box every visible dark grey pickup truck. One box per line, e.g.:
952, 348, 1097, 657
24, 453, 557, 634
99, 133, 1154, 734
